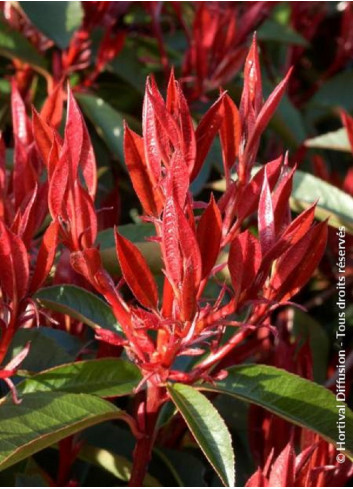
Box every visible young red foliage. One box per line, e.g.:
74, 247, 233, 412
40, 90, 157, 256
115, 231, 158, 310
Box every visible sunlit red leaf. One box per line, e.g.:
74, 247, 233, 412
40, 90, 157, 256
0, 221, 29, 302
245, 468, 269, 487
197, 194, 222, 278
124, 123, 163, 216
162, 196, 183, 287
219, 93, 241, 176
29, 220, 60, 293
240, 34, 262, 123
191, 93, 225, 181
270, 221, 328, 302
229, 230, 261, 303
66, 87, 97, 198
268, 443, 295, 487
258, 169, 275, 255
40, 82, 64, 128
32, 108, 55, 167
115, 231, 158, 310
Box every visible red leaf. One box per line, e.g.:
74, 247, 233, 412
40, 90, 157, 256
65, 87, 97, 198
0, 135, 5, 220
272, 164, 296, 235
147, 77, 180, 148
175, 199, 202, 289
341, 110, 353, 153
0, 221, 29, 302
245, 468, 269, 487
269, 443, 295, 487
115, 231, 158, 310
124, 123, 163, 216
29, 220, 59, 293
197, 194, 222, 278
167, 72, 196, 173
191, 93, 225, 181
142, 82, 162, 182
258, 169, 275, 255
70, 181, 97, 249
162, 196, 183, 286
40, 82, 64, 128
48, 143, 70, 220
270, 221, 328, 302
229, 230, 261, 303
167, 149, 189, 208
240, 34, 262, 122
260, 202, 317, 272
237, 155, 283, 221
32, 108, 55, 168
219, 93, 241, 176
248, 68, 292, 153
11, 80, 31, 147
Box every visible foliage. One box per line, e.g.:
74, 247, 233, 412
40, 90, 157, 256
0, 2, 352, 487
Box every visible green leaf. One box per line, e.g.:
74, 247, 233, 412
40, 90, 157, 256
167, 383, 235, 487
258, 19, 308, 46
35, 285, 121, 333
5, 327, 81, 372
0, 392, 125, 471
15, 474, 47, 487
290, 170, 353, 233
305, 128, 351, 152
154, 447, 207, 487
109, 41, 148, 94
79, 445, 161, 486
201, 364, 353, 456
96, 223, 155, 250
76, 93, 125, 162
310, 70, 353, 112
20, 2, 83, 50
16, 358, 141, 398
0, 20, 46, 70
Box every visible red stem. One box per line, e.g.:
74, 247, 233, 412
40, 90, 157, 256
129, 383, 163, 487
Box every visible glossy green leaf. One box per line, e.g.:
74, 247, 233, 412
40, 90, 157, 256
305, 127, 351, 152
35, 285, 121, 333
201, 364, 353, 456
0, 20, 46, 71
76, 93, 125, 162
167, 383, 235, 487
16, 358, 141, 397
0, 392, 125, 471
20, 2, 83, 49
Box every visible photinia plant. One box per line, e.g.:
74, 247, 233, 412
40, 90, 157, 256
0, 35, 352, 488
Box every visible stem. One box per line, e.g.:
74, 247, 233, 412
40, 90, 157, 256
129, 383, 163, 487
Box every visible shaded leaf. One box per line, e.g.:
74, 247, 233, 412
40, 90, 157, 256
35, 285, 121, 333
